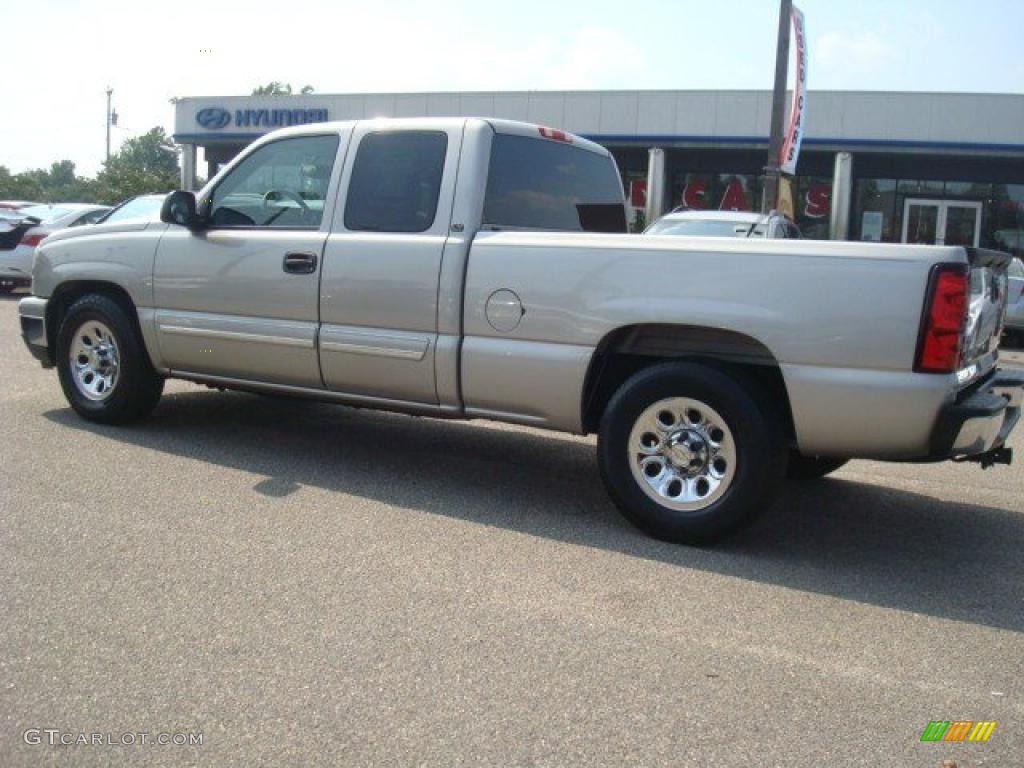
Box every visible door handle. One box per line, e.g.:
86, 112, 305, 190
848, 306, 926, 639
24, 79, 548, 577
283, 251, 318, 274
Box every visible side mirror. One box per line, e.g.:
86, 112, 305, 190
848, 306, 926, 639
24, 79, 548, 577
160, 190, 204, 229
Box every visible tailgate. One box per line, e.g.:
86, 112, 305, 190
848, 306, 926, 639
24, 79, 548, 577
962, 248, 1011, 378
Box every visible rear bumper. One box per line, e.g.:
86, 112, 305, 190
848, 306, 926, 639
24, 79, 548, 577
0, 245, 34, 281
928, 368, 1024, 460
18, 296, 52, 368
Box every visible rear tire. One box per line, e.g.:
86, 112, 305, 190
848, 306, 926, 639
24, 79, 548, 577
56, 294, 163, 424
786, 453, 848, 480
597, 362, 788, 545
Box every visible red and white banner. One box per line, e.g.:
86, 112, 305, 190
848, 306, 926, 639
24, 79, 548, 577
779, 4, 807, 176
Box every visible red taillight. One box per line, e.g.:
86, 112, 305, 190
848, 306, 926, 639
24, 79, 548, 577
20, 231, 46, 247
538, 126, 571, 142
915, 264, 968, 373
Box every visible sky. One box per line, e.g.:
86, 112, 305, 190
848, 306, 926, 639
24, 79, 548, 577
2, 0, 1023, 177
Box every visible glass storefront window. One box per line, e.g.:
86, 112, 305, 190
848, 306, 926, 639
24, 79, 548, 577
667, 170, 828, 236
676, 173, 716, 210
986, 184, 1024, 257
945, 181, 992, 198
668, 173, 762, 213
897, 179, 945, 196
854, 179, 897, 242
715, 174, 757, 212
794, 176, 832, 240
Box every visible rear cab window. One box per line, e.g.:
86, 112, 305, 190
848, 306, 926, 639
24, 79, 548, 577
483, 133, 626, 233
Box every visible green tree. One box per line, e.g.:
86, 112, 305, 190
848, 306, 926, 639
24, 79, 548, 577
251, 82, 315, 95
0, 165, 45, 202
48, 160, 76, 188
95, 127, 180, 204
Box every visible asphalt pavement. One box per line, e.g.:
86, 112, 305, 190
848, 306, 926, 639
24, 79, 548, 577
1, 291, 1022, 767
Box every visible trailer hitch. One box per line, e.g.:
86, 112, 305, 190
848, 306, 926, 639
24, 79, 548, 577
954, 446, 1013, 468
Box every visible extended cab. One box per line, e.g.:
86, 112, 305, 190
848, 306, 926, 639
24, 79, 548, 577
18, 118, 1024, 544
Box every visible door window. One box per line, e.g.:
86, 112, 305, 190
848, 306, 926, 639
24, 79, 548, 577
904, 202, 939, 244
344, 131, 447, 233
208, 135, 340, 229
902, 199, 981, 247
944, 204, 981, 247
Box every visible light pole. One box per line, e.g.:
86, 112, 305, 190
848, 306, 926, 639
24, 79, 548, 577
105, 87, 113, 163
763, 0, 793, 213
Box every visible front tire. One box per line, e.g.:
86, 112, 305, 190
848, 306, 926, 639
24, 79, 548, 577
598, 362, 788, 545
56, 294, 163, 424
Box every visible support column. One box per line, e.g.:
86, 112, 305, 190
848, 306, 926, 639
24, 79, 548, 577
644, 147, 667, 227
180, 143, 197, 191
830, 152, 854, 241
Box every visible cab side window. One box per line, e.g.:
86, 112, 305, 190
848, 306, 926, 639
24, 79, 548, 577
344, 131, 447, 233
208, 135, 340, 229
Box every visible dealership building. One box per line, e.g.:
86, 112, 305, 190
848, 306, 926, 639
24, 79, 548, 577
173, 90, 1024, 252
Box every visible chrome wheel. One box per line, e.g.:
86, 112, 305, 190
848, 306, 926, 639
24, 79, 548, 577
69, 320, 120, 401
628, 397, 737, 512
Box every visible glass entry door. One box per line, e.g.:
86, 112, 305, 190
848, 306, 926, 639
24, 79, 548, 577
902, 198, 982, 246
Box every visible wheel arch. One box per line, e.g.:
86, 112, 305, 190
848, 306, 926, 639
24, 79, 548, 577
581, 323, 795, 440
46, 281, 151, 365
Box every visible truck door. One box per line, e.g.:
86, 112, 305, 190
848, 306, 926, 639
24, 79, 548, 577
319, 121, 464, 404
153, 130, 349, 387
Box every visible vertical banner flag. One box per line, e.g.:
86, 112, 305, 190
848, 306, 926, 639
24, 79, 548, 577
779, 5, 807, 175
777, 177, 796, 221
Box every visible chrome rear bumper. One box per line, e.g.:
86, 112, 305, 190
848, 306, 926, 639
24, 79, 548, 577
929, 368, 1024, 463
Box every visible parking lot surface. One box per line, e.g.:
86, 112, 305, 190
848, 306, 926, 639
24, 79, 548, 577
1, 292, 1022, 767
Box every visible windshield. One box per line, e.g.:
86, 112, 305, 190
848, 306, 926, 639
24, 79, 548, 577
646, 218, 765, 237
17, 205, 74, 223
103, 196, 165, 223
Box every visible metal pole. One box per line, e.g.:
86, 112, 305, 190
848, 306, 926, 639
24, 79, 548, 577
105, 87, 113, 163
644, 148, 667, 228
763, 0, 793, 213
830, 152, 854, 240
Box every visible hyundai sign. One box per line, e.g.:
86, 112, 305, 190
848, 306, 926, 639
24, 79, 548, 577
195, 106, 329, 131
196, 107, 231, 129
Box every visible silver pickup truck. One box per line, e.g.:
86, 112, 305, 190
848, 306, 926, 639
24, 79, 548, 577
18, 118, 1024, 544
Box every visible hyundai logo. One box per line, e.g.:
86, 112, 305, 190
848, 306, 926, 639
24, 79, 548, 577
196, 107, 231, 130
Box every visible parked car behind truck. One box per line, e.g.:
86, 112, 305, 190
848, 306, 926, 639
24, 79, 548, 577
645, 209, 801, 239
1003, 256, 1024, 344
0, 203, 110, 292
18, 117, 1024, 544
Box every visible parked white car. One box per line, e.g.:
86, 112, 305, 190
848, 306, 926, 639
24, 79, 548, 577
646, 209, 802, 239
0, 203, 110, 292
1004, 257, 1024, 342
